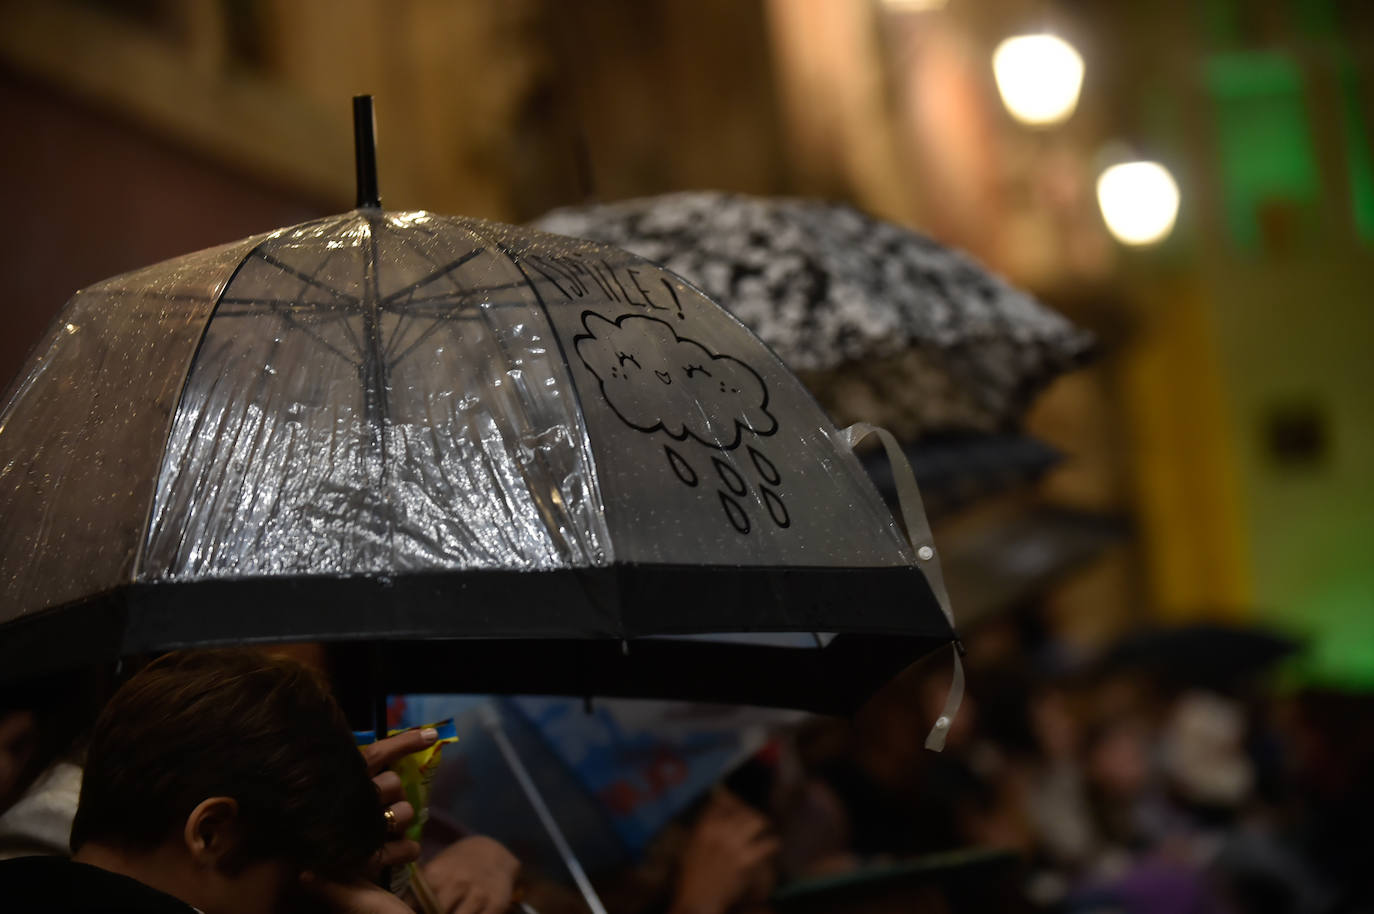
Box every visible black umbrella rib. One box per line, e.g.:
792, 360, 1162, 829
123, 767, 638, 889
385, 311, 453, 370
294, 243, 369, 362
218, 296, 361, 320
380, 233, 495, 366
252, 251, 362, 307
398, 278, 529, 306
381, 283, 444, 367
382, 243, 492, 367
333, 307, 367, 362
267, 306, 365, 367
215, 299, 367, 357
377, 248, 483, 308
239, 277, 366, 369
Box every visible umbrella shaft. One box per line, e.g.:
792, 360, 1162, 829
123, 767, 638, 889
479, 707, 609, 914
353, 95, 381, 209
361, 221, 391, 440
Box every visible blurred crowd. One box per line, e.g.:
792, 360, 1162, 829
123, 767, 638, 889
3, 623, 1372, 914
589, 613, 1374, 914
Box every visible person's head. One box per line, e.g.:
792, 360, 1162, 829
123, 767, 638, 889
70, 648, 384, 914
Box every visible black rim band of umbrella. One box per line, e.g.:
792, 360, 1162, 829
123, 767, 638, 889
0, 97, 958, 719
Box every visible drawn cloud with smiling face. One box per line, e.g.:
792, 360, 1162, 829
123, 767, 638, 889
574, 311, 777, 450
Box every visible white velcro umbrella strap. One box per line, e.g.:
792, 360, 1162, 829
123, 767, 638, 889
842, 422, 964, 752
923, 650, 965, 751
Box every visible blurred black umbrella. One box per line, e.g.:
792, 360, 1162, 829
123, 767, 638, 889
770, 847, 1022, 914
936, 506, 1129, 627
533, 192, 1093, 440
0, 100, 956, 717
860, 432, 1062, 518
1097, 622, 1301, 690
387, 693, 801, 881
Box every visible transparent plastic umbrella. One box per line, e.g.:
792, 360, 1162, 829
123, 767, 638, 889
390, 693, 803, 880
0, 100, 958, 718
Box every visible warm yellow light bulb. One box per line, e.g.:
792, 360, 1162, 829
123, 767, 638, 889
1096, 161, 1181, 246
992, 34, 1084, 127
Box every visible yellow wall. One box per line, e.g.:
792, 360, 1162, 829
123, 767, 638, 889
1121, 270, 1253, 618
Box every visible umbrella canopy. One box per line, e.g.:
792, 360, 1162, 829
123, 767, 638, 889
393, 693, 800, 878
532, 191, 1093, 439
860, 432, 1062, 517
0, 206, 953, 712
936, 506, 1128, 627
1095, 622, 1301, 691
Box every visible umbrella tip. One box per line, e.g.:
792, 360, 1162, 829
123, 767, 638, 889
352, 95, 381, 210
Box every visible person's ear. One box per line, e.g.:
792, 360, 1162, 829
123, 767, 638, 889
183, 796, 239, 866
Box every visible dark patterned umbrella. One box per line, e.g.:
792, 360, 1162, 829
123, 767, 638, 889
533, 192, 1093, 439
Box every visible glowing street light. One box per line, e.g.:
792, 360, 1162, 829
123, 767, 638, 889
1096, 161, 1180, 246
992, 34, 1084, 127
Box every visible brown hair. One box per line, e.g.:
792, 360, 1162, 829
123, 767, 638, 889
70, 649, 383, 879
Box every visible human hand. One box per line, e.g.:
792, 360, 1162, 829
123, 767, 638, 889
670, 790, 780, 914
420, 835, 521, 914
361, 728, 437, 871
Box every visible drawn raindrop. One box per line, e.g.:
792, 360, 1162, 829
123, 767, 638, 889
748, 446, 781, 486
665, 445, 698, 487
719, 491, 751, 533
760, 486, 790, 528
713, 457, 747, 496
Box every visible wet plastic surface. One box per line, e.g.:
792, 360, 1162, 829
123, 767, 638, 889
0, 236, 263, 614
